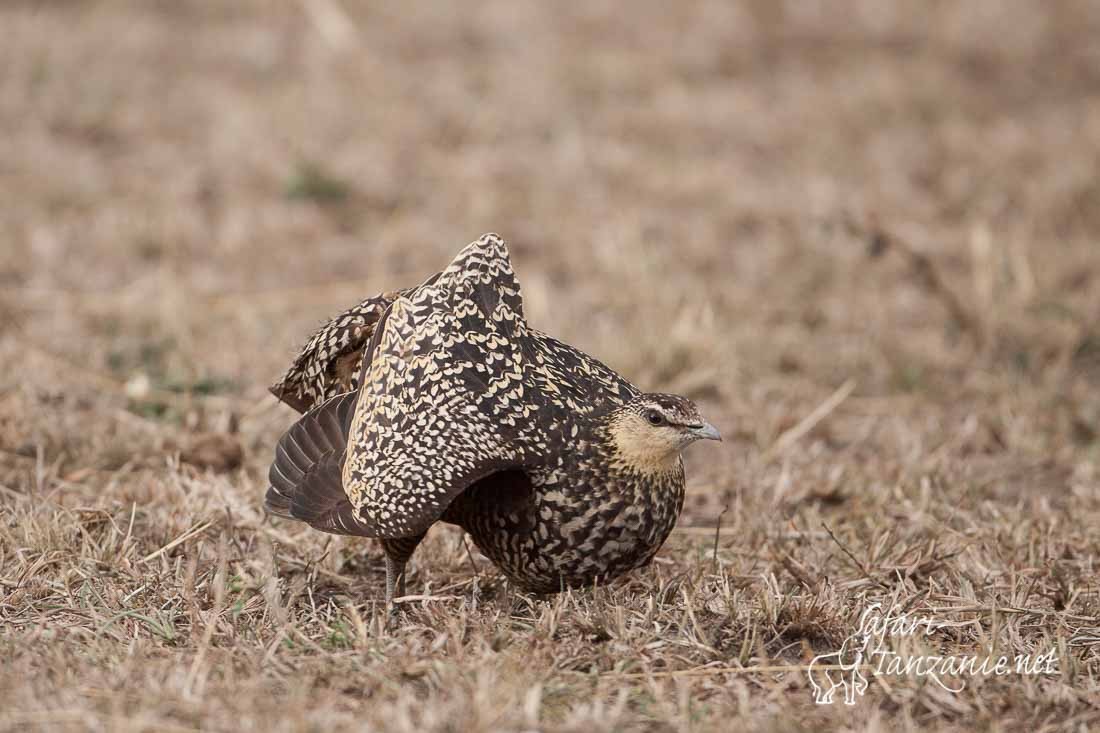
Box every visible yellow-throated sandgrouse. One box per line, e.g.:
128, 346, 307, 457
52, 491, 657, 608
267, 234, 721, 603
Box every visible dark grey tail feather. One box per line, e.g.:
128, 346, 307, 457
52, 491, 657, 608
266, 391, 375, 536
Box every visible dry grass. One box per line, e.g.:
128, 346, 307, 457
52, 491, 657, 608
2, 1, 1099, 731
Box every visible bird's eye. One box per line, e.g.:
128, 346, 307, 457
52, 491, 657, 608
646, 410, 665, 426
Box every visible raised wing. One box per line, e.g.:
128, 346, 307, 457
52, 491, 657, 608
270, 290, 409, 413
344, 234, 546, 538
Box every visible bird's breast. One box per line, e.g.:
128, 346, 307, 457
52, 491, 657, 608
459, 461, 687, 592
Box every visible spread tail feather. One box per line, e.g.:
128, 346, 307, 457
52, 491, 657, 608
266, 391, 376, 536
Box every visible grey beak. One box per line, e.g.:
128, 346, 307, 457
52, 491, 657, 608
690, 421, 722, 442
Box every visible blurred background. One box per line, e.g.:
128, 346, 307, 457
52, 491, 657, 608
2, 0, 1099, 524
2, 2, 1099, 729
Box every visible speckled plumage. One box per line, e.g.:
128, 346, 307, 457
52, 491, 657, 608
266, 234, 720, 599
269, 288, 411, 413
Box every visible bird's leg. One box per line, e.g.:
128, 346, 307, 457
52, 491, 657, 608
380, 533, 426, 608
383, 555, 402, 607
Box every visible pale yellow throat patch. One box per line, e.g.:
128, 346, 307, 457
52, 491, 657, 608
608, 415, 684, 475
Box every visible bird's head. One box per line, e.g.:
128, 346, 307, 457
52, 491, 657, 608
606, 393, 721, 474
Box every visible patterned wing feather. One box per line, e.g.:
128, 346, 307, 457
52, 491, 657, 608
270, 291, 408, 413
343, 234, 544, 538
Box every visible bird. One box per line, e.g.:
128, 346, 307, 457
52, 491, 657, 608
266, 233, 721, 605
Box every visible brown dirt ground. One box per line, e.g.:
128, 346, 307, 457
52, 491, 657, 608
1, 1, 1099, 731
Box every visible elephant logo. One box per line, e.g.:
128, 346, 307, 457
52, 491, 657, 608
807, 630, 873, 705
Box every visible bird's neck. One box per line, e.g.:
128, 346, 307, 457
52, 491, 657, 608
589, 418, 686, 496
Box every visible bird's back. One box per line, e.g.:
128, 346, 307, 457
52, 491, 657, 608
526, 329, 638, 415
